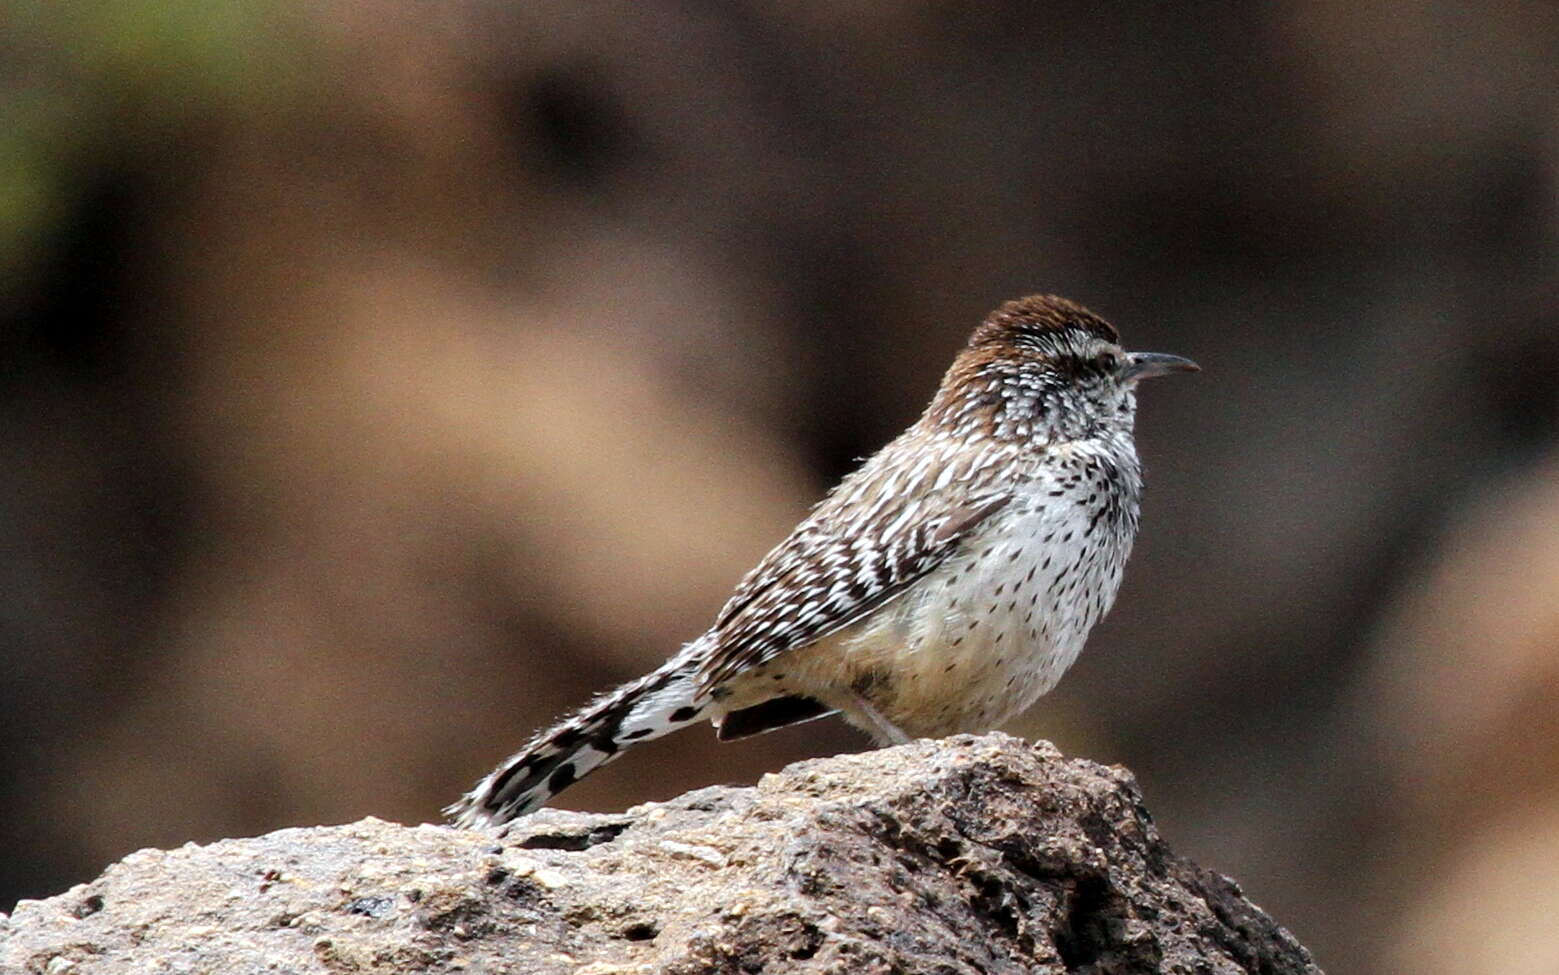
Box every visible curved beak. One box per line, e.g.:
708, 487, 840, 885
1122, 351, 1199, 381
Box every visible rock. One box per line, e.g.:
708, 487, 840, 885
1, 734, 1320, 973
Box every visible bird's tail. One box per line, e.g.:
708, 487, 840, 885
446, 651, 709, 829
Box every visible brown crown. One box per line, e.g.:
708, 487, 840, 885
968, 294, 1119, 349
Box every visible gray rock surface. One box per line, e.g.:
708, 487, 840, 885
2, 734, 1320, 973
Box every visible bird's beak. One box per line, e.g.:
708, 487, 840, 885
1122, 352, 1199, 381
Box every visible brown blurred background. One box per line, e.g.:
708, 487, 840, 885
3, 1, 1555, 971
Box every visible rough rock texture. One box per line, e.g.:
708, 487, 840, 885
2, 735, 1320, 974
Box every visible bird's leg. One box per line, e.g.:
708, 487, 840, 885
848, 692, 913, 745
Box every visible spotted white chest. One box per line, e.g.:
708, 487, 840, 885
786, 437, 1142, 737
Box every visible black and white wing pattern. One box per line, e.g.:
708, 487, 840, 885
696, 437, 1015, 692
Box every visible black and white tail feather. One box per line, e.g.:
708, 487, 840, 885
445, 646, 712, 828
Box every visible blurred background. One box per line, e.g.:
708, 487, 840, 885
2, 1, 1555, 971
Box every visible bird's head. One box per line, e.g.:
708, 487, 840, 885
928, 294, 1198, 443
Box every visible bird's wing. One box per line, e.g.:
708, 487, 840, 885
695, 443, 1014, 692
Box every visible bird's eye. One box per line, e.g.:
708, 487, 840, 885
1096, 353, 1119, 372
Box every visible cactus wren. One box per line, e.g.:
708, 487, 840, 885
449, 294, 1197, 828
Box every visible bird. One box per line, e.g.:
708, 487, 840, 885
448, 294, 1197, 829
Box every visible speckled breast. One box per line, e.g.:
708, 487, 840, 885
817, 438, 1141, 736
